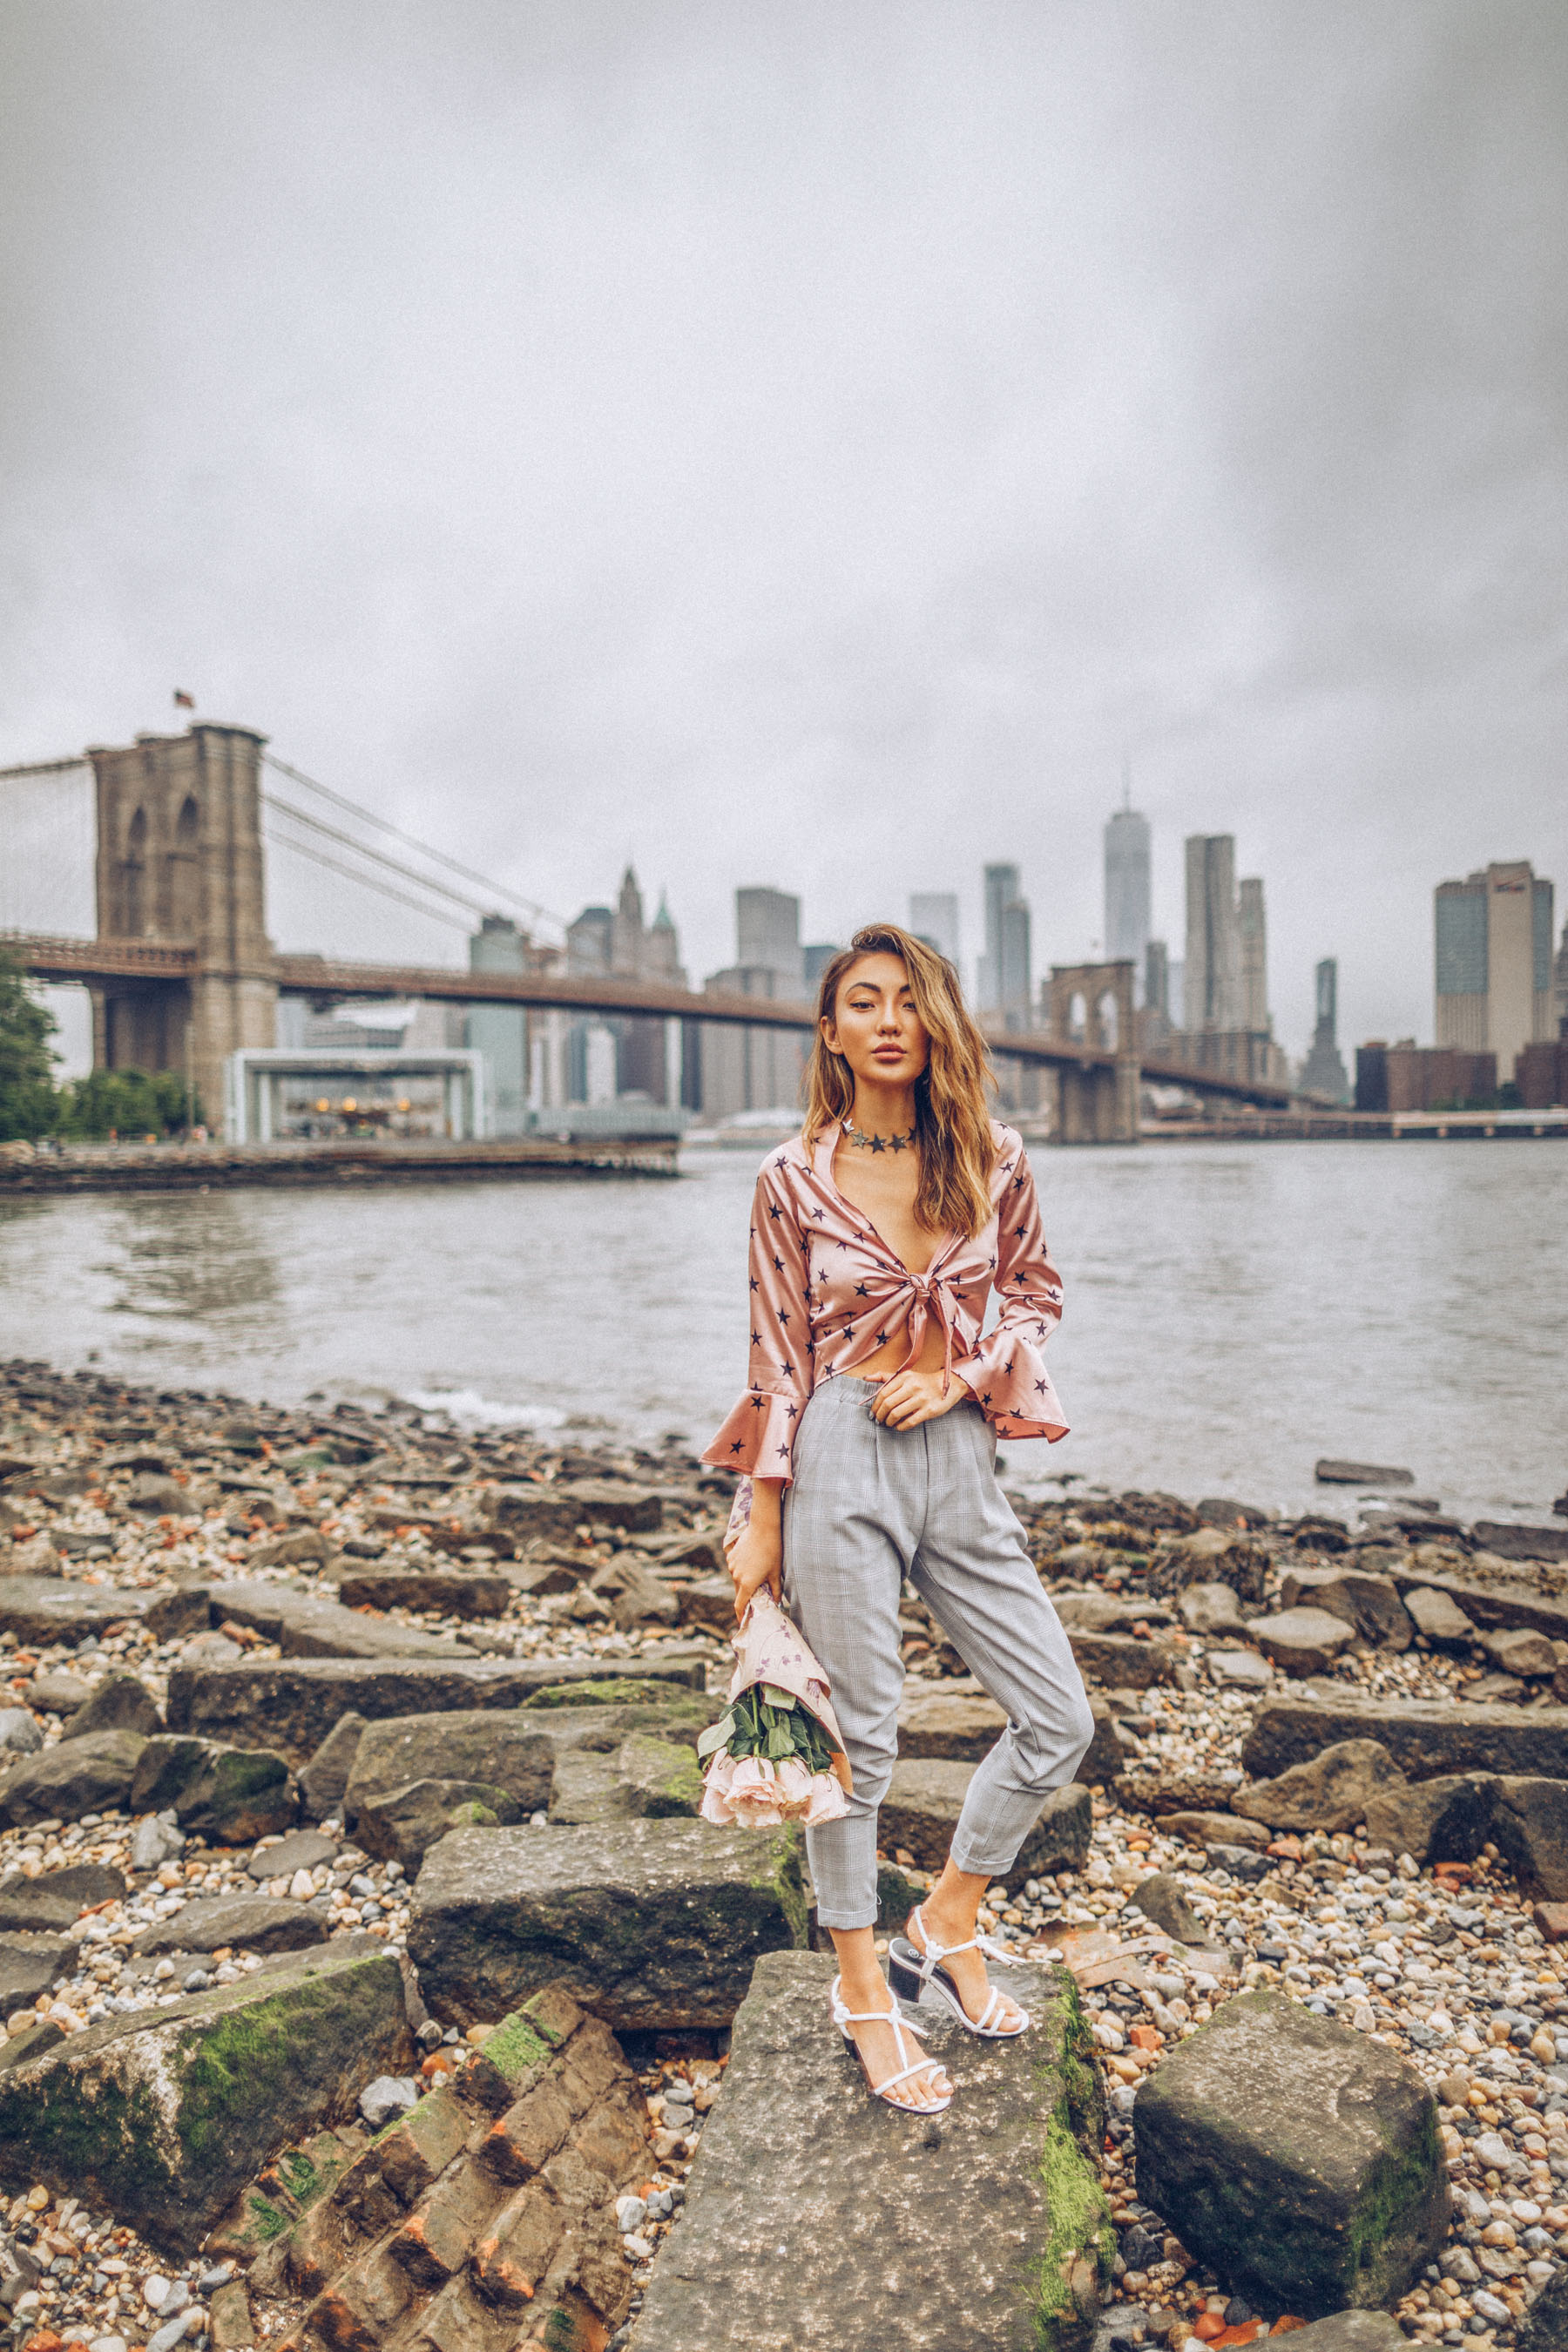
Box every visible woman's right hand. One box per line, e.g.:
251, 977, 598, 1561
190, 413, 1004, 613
726, 1520, 782, 1619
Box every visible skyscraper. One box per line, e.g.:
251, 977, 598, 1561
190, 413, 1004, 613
1300, 957, 1350, 1104
703, 886, 807, 1119
736, 888, 804, 990
467, 915, 529, 1135
909, 892, 960, 972
1436, 862, 1557, 1078
1104, 806, 1151, 997
979, 863, 1031, 1024
1184, 835, 1241, 1032
1238, 876, 1269, 1033
998, 898, 1031, 1031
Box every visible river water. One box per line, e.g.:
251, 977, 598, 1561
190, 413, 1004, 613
0, 1140, 1563, 1526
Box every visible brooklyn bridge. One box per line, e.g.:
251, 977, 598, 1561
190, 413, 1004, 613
2, 720, 1301, 1145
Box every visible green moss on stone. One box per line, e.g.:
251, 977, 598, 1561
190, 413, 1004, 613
206, 1749, 287, 1801
522, 1678, 678, 1710
746, 1821, 807, 1946
1344, 2092, 1442, 2300
1030, 1982, 1113, 2352
483, 2011, 553, 2076
0, 2059, 171, 2197
247, 2195, 290, 2241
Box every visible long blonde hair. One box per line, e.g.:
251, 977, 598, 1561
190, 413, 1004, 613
803, 923, 997, 1238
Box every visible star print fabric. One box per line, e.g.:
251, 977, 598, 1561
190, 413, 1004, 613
701, 1119, 1068, 1492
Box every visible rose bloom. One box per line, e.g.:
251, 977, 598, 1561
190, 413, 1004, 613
728, 1755, 786, 1828
700, 1751, 738, 1824
804, 1770, 848, 1825
774, 1757, 815, 1812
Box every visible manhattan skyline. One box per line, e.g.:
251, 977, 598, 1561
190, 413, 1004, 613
2, 4, 1564, 1058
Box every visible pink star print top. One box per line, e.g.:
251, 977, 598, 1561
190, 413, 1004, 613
701, 1119, 1069, 1490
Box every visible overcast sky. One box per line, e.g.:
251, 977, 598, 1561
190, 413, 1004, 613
3, 1, 1565, 1054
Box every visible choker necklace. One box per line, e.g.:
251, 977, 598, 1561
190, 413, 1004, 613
842, 1119, 917, 1154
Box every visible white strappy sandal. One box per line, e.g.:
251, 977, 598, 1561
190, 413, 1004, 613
888, 1903, 1031, 2038
829, 1975, 954, 2114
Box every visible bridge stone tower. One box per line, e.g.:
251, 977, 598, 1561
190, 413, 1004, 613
89, 724, 278, 1124
1044, 959, 1140, 1144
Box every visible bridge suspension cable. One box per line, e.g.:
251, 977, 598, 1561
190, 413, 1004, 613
261, 753, 564, 937
261, 795, 509, 929
260, 807, 477, 934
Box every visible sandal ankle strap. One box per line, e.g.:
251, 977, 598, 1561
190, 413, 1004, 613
909, 1905, 1021, 1970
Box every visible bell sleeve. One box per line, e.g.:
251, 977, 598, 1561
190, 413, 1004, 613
702, 1153, 815, 1490
954, 1140, 1070, 1443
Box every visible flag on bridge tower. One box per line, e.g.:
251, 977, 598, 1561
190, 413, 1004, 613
173, 689, 194, 710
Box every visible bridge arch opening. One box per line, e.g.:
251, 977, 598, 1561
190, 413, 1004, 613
1067, 990, 1087, 1044
1097, 989, 1119, 1051
115, 805, 148, 934
166, 794, 200, 935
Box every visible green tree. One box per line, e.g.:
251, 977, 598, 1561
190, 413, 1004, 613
0, 947, 62, 1140
59, 1068, 197, 1139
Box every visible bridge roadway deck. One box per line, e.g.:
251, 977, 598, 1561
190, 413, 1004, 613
3, 933, 1295, 1109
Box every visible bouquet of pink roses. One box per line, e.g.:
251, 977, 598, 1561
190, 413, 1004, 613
697, 1591, 851, 1829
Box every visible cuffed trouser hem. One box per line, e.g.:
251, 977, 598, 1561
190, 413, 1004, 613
950, 1835, 1018, 1880
806, 1812, 881, 1933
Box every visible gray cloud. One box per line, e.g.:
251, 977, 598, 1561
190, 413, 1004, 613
1, 0, 1564, 1053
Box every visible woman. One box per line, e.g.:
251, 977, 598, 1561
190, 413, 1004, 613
705, 923, 1093, 2116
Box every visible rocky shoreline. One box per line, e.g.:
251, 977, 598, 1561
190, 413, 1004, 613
0, 1360, 1564, 2352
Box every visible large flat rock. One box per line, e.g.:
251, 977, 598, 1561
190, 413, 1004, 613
166, 1655, 706, 1763
331, 1569, 512, 1619
0, 1577, 152, 1643
1388, 1564, 1568, 1641
0, 1930, 74, 2009
1469, 1521, 1568, 1565
1248, 1609, 1358, 1676
1241, 1693, 1568, 1784
1276, 1570, 1414, 1652
192, 1580, 476, 1660
408, 1817, 806, 2031
344, 1710, 556, 1866
488, 1477, 663, 1538
627, 1948, 1112, 2352
1065, 1632, 1175, 1690
346, 1711, 556, 1815
2, 1727, 147, 1825
889, 1686, 1124, 1785
1134, 1987, 1448, 2316
0, 1860, 125, 1932
879, 1761, 1092, 1879
133, 1891, 330, 1955
0, 1945, 412, 2254
131, 1734, 298, 1842
1233, 1740, 1407, 1833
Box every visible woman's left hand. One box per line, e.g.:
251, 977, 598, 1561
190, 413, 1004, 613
869, 1368, 973, 1430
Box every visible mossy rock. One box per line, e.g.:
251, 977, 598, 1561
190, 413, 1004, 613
0, 1946, 412, 2256
409, 1817, 805, 2031
351, 1775, 522, 1869
520, 1677, 702, 1712
1133, 1986, 1449, 2315
616, 1733, 705, 1817
129, 1734, 297, 1843
627, 1949, 1111, 2352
